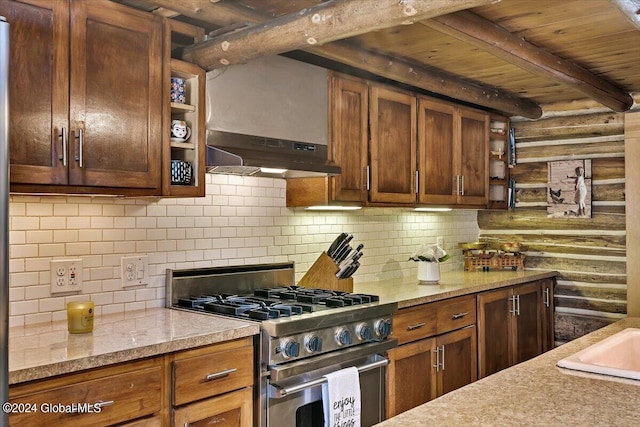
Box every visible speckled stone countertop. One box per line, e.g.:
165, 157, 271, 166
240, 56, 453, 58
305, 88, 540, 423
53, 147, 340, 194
9, 307, 259, 385
376, 317, 640, 426
354, 269, 557, 308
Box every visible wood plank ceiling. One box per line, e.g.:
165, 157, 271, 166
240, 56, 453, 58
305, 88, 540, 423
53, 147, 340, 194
116, 0, 640, 118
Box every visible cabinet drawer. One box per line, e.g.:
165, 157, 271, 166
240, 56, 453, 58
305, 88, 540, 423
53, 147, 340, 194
9, 365, 162, 427
436, 295, 476, 334
391, 304, 437, 345
173, 386, 253, 427
173, 343, 253, 406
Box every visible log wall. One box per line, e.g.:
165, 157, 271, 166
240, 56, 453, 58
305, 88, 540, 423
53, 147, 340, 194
478, 112, 626, 345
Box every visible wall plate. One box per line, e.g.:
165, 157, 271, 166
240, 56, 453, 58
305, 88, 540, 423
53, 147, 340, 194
50, 259, 83, 294
121, 255, 149, 288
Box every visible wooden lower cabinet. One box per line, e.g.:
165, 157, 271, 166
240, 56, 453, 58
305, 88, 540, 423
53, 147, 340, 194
386, 294, 477, 418
170, 337, 254, 427
386, 326, 477, 418
477, 280, 553, 378
8, 358, 163, 426
172, 387, 253, 427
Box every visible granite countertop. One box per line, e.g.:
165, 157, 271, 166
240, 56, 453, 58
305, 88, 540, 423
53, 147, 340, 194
8, 307, 260, 385
9, 269, 557, 385
354, 269, 558, 308
376, 317, 640, 426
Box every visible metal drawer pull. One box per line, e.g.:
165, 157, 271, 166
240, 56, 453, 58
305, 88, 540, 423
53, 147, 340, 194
205, 367, 237, 381
272, 358, 389, 398
544, 288, 550, 307
95, 400, 114, 408
407, 322, 426, 331
452, 312, 469, 320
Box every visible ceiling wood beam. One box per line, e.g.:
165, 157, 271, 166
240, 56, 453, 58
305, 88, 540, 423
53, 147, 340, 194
180, 0, 498, 69
310, 40, 542, 119
421, 10, 634, 112
144, 0, 542, 118
610, 0, 640, 29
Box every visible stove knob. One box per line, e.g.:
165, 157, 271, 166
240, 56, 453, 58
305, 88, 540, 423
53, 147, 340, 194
304, 334, 322, 354
335, 327, 352, 346
355, 322, 373, 341
374, 318, 392, 339
281, 338, 300, 359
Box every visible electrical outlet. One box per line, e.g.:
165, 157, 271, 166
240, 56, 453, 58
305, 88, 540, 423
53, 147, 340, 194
121, 255, 149, 287
437, 236, 444, 247
50, 259, 83, 294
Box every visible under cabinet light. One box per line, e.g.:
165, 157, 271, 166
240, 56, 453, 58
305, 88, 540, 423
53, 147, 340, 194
305, 206, 362, 211
413, 207, 453, 212
260, 167, 288, 174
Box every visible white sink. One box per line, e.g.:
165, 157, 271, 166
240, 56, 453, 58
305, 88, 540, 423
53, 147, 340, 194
557, 328, 640, 380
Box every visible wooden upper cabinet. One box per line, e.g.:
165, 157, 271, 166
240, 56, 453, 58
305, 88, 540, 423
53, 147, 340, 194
458, 107, 489, 205
69, 1, 162, 189
417, 97, 456, 204
328, 73, 369, 203
417, 96, 489, 206
369, 84, 417, 204
4, 0, 162, 194
2, 0, 69, 185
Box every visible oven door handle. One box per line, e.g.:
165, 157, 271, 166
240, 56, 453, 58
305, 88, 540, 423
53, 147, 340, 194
270, 358, 389, 398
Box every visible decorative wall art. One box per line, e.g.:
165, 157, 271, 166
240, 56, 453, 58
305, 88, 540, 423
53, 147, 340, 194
547, 159, 592, 218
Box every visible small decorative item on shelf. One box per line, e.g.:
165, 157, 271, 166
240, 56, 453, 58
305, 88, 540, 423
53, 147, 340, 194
170, 119, 191, 143
409, 243, 450, 284
170, 76, 186, 104
170, 160, 193, 185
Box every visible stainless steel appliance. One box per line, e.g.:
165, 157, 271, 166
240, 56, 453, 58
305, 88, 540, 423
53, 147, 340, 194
1, 15, 10, 426
205, 55, 340, 176
167, 263, 397, 427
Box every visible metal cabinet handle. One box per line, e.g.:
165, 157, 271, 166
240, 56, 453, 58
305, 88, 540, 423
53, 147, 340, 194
516, 294, 520, 316
432, 345, 445, 371
407, 322, 426, 331
544, 288, 550, 307
59, 127, 67, 166
452, 312, 469, 320
271, 358, 389, 398
366, 165, 370, 191
205, 367, 237, 381
415, 170, 419, 194
74, 129, 84, 168
509, 295, 516, 315
460, 175, 465, 196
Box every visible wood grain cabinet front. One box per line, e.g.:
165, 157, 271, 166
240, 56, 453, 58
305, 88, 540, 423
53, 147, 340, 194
8, 358, 163, 427
477, 279, 554, 378
2, 0, 163, 195
170, 337, 254, 427
386, 295, 477, 418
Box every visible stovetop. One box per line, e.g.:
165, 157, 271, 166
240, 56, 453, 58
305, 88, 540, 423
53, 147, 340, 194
175, 286, 380, 321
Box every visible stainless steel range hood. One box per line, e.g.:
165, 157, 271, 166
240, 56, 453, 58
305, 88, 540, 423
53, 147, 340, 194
205, 55, 340, 177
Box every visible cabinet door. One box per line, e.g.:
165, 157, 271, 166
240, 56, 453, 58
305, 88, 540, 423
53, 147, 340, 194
173, 387, 253, 427
458, 108, 489, 205
512, 282, 542, 365
329, 74, 368, 203
417, 97, 457, 204
540, 278, 556, 352
369, 85, 416, 204
2, 0, 70, 185
68, 1, 162, 189
477, 288, 511, 378
386, 338, 437, 418
437, 325, 477, 397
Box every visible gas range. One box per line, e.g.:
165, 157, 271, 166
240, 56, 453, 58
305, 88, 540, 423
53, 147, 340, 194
167, 263, 396, 365
166, 262, 396, 427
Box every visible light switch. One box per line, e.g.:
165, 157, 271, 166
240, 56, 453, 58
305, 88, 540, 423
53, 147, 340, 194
121, 255, 149, 287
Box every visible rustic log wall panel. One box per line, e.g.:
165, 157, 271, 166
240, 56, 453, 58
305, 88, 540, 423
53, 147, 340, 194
478, 111, 627, 344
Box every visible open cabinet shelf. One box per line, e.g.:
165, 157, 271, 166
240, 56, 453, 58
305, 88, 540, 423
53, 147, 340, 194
162, 20, 206, 197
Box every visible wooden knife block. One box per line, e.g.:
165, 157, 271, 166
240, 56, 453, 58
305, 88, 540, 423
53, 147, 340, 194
298, 252, 354, 293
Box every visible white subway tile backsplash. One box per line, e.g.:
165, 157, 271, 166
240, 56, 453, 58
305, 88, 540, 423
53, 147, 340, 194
8, 175, 479, 326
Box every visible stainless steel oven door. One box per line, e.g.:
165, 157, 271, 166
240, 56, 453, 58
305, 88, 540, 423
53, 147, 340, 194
264, 340, 396, 427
